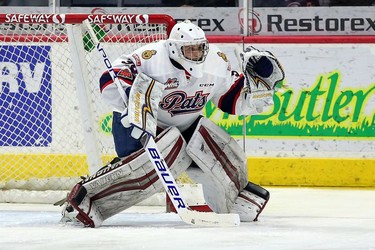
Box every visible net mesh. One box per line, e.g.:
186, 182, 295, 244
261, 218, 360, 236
0, 14, 174, 202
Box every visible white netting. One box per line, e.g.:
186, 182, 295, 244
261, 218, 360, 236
0, 13, 174, 203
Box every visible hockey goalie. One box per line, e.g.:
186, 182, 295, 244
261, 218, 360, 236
60, 20, 284, 227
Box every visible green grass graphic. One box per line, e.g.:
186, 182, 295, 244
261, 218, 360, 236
218, 116, 374, 138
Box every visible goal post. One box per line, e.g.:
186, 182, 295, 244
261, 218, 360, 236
0, 13, 176, 203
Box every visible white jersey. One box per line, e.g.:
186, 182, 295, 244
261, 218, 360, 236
100, 40, 245, 132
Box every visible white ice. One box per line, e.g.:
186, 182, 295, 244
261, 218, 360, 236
1, 187, 374, 250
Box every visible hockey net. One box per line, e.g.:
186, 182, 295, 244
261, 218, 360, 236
0, 13, 175, 203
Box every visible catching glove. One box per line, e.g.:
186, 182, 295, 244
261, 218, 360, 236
240, 46, 285, 113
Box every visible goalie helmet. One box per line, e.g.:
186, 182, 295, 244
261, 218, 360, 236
167, 20, 209, 78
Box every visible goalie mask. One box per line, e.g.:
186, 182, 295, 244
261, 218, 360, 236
167, 20, 209, 78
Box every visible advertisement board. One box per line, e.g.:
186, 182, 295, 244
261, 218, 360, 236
0, 45, 52, 147
0, 6, 374, 36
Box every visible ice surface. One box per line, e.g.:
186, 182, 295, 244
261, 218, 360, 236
1, 187, 374, 250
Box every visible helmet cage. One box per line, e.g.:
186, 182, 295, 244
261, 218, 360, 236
174, 40, 209, 64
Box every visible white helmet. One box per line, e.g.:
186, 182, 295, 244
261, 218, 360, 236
167, 20, 209, 78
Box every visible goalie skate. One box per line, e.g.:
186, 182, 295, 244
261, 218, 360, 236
60, 202, 81, 225
55, 194, 82, 226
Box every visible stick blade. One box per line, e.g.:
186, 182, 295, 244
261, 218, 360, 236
180, 209, 240, 227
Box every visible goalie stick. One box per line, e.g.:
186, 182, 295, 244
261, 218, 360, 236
83, 20, 240, 227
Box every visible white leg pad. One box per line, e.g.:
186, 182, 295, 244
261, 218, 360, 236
186, 118, 248, 213
66, 126, 192, 227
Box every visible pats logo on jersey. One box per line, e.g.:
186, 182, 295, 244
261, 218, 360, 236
165, 78, 179, 89
159, 91, 209, 116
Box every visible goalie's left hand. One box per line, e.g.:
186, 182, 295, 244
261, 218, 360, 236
240, 46, 285, 114
240, 46, 285, 92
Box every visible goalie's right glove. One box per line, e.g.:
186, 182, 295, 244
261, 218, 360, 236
120, 108, 146, 140
240, 46, 285, 114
